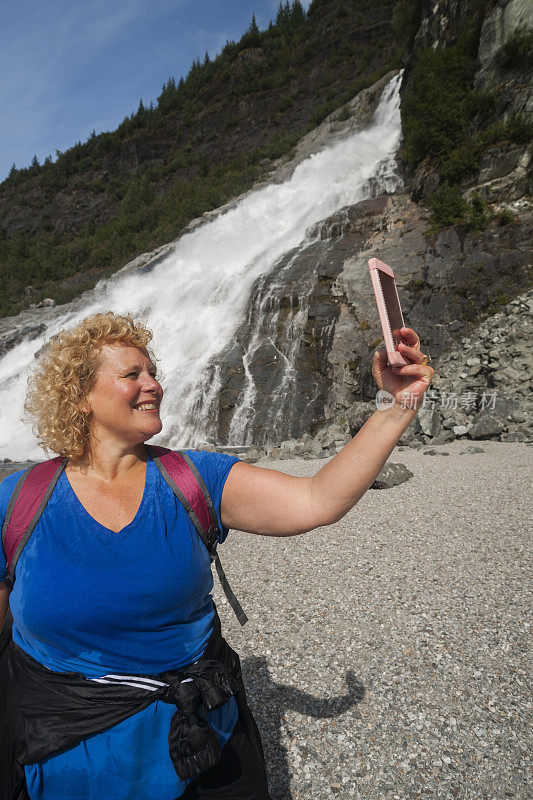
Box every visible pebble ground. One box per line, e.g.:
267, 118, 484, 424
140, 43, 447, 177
212, 440, 531, 800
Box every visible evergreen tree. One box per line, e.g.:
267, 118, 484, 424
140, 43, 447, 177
157, 77, 178, 114
31, 154, 40, 169
290, 0, 306, 24
244, 13, 262, 47
133, 100, 147, 128
8, 163, 17, 179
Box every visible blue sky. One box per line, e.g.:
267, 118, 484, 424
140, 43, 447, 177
1, 0, 311, 182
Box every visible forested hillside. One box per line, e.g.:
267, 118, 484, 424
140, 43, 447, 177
0, 0, 418, 317
1, 0, 530, 318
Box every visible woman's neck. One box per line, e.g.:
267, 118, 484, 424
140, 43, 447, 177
67, 442, 147, 482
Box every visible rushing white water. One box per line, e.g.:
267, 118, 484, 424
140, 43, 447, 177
0, 73, 403, 461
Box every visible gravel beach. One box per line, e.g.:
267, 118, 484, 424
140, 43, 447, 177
212, 440, 532, 800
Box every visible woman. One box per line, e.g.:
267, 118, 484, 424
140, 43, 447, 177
0, 311, 433, 800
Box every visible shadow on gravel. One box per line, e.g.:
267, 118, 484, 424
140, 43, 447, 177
242, 656, 365, 800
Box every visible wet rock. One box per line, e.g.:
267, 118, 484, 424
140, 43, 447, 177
270, 72, 397, 184
0, 53, 530, 460
0, 322, 47, 358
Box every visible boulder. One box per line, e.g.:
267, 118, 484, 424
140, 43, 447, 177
469, 413, 506, 439
371, 462, 413, 489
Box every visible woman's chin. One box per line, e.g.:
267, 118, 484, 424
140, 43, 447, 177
149, 419, 163, 436
138, 418, 163, 438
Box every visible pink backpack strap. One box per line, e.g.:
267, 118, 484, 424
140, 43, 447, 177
148, 446, 218, 552
148, 445, 247, 626
2, 457, 66, 586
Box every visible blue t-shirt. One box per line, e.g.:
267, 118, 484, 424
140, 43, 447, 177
0, 448, 241, 800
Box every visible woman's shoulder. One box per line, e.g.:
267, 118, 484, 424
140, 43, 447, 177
151, 448, 241, 510
182, 448, 241, 471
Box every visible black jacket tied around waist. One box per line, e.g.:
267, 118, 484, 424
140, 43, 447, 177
4, 612, 244, 783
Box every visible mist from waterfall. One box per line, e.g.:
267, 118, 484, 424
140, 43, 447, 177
0, 73, 403, 461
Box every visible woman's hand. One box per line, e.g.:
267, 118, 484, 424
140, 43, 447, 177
372, 326, 434, 413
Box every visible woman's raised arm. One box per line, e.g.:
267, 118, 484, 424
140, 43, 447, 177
221, 326, 433, 537
221, 402, 416, 535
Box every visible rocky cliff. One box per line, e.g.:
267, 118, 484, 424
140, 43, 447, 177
214, 0, 533, 451
215, 0, 533, 451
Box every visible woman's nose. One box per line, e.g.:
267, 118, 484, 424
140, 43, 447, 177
143, 373, 161, 392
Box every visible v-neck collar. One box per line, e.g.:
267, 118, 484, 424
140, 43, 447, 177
62, 452, 154, 538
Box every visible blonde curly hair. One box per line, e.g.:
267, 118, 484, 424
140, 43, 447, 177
25, 312, 156, 460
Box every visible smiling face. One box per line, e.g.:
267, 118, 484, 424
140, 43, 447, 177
82, 344, 163, 450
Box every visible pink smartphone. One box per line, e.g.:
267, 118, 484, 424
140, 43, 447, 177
368, 257, 409, 367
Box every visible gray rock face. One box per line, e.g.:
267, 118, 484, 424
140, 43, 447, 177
414, 0, 482, 49
475, 0, 533, 89
219, 187, 532, 460
470, 146, 532, 204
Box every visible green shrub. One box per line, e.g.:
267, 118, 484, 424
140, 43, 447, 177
466, 191, 488, 231
401, 5, 533, 192
336, 4, 349, 19
496, 28, 533, 70
504, 113, 533, 144
402, 26, 481, 169
466, 88, 497, 120
496, 208, 515, 226
277, 94, 295, 113
392, 0, 422, 57
427, 184, 468, 226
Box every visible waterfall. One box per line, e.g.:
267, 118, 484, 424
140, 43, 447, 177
0, 73, 403, 461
